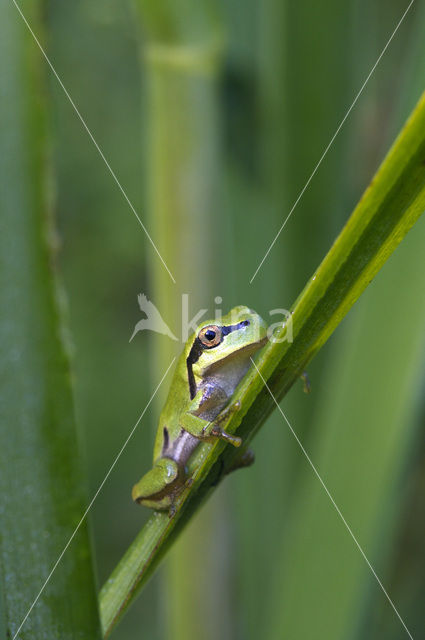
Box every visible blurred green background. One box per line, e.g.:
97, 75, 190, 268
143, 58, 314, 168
6, 0, 425, 638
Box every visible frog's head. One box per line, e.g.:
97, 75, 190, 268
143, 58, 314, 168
187, 306, 268, 399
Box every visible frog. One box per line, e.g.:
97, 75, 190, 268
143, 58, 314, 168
132, 306, 268, 512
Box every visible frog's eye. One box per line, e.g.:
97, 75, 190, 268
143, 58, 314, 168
198, 324, 222, 348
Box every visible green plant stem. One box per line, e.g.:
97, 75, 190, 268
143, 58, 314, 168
99, 89, 425, 637
137, 1, 226, 637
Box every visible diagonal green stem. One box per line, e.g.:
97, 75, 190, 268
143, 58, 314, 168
99, 89, 425, 637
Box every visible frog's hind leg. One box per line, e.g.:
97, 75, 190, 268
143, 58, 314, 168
132, 457, 180, 507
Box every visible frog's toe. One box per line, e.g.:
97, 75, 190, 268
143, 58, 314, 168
168, 503, 177, 519
210, 425, 242, 447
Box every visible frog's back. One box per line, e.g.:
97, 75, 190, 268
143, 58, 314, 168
152, 345, 191, 463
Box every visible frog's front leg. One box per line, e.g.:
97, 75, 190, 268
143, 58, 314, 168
209, 400, 242, 445
180, 388, 242, 447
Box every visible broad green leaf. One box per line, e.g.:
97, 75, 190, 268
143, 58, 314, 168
0, 2, 101, 637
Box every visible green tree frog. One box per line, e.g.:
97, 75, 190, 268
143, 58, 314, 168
132, 306, 268, 512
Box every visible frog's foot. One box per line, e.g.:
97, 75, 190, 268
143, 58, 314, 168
203, 400, 242, 447
209, 425, 242, 447
185, 476, 194, 488
166, 476, 194, 518
300, 371, 311, 394
168, 502, 177, 519
181, 402, 242, 447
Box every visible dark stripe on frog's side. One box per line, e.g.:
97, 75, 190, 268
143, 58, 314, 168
161, 425, 199, 466
186, 337, 203, 400
162, 426, 169, 451
186, 321, 250, 400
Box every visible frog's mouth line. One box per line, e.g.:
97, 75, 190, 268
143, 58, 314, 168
186, 324, 267, 400
202, 336, 268, 376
